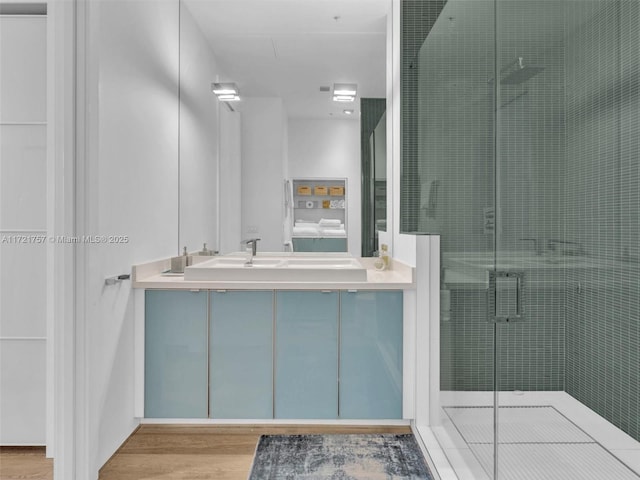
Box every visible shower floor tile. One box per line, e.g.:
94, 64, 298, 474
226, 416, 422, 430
442, 404, 640, 479
424, 393, 640, 480
470, 443, 640, 480
444, 406, 593, 444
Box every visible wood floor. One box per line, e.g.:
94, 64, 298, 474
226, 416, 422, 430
99, 424, 412, 480
0, 447, 53, 480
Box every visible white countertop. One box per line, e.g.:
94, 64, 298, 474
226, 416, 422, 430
132, 254, 415, 290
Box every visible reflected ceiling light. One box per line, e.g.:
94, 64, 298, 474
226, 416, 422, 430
212, 82, 240, 101
343, 109, 354, 115
332, 83, 357, 102
217, 94, 240, 101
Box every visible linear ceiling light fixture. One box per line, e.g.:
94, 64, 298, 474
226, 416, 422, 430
212, 82, 240, 101
332, 83, 357, 102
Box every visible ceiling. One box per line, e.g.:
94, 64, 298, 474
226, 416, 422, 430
183, 0, 389, 119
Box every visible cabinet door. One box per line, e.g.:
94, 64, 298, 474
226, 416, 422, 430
316, 238, 348, 252
210, 291, 273, 418
145, 290, 208, 418
340, 290, 403, 419
275, 291, 338, 418
292, 238, 315, 252
292, 238, 347, 252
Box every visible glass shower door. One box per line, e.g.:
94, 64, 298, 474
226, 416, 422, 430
492, 1, 568, 477
493, 1, 640, 478
415, 0, 640, 478
414, 0, 500, 478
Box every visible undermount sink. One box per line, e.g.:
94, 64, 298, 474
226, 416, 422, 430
183, 254, 368, 282
206, 257, 284, 268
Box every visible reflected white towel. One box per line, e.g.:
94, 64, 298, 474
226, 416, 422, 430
319, 223, 344, 230
321, 229, 346, 236
293, 226, 319, 236
319, 218, 341, 226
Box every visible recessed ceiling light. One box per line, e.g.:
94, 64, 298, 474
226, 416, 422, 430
217, 94, 240, 101
332, 83, 357, 102
333, 84, 357, 96
212, 82, 240, 101
212, 82, 238, 95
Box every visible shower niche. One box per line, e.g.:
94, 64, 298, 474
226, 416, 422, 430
289, 178, 348, 252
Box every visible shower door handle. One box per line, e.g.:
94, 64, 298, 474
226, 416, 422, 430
487, 270, 525, 323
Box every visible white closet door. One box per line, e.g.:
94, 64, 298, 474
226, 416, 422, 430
0, 15, 47, 445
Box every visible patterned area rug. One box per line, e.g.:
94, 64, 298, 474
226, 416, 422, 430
248, 434, 433, 479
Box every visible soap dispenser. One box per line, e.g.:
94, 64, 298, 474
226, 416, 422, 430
183, 246, 193, 267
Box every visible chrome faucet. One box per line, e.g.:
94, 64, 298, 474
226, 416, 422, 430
242, 238, 260, 266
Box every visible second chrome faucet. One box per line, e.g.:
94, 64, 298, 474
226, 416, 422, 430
242, 238, 261, 266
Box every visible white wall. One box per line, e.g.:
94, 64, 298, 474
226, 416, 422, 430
239, 98, 287, 252
80, 1, 179, 476
178, 3, 221, 253
288, 118, 361, 255
0, 15, 47, 446
218, 106, 242, 254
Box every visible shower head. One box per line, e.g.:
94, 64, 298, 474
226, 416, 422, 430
500, 57, 544, 85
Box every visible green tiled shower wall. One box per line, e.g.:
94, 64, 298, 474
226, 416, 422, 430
563, 0, 640, 441
405, 0, 639, 441
400, 0, 447, 233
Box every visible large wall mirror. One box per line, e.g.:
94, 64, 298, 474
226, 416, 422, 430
177, 0, 389, 256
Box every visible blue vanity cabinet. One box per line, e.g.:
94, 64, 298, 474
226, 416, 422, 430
209, 290, 273, 418
145, 290, 208, 418
275, 290, 339, 419
339, 290, 403, 419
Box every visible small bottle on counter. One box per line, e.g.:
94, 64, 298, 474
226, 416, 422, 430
380, 243, 390, 270
374, 252, 384, 270
374, 244, 390, 271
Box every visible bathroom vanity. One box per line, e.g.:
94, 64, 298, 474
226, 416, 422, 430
133, 253, 415, 421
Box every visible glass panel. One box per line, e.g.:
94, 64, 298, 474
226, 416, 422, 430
340, 291, 402, 419
413, 0, 498, 477
145, 290, 208, 418
495, 1, 640, 478
210, 291, 273, 419
412, 0, 639, 477
274, 291, 338, 419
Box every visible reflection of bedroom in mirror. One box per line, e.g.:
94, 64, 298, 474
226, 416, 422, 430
178, 0, 389, 256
